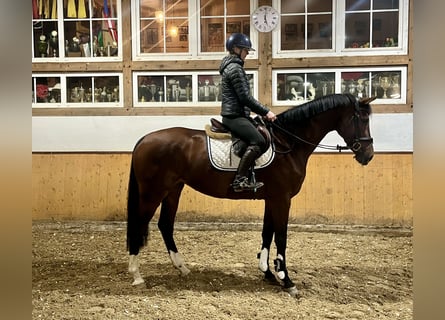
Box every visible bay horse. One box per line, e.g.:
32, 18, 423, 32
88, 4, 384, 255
126, 93, 375, 296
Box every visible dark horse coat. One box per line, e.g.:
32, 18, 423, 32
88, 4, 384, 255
126, 94, 375, 295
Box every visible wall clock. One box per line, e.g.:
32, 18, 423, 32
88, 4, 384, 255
251, 5, 279, 33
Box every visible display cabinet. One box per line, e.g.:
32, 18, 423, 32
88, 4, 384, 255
32, 73, 123, 107
272, 66, 406, 106
32, 1, 412, 113
133, 71, 257, 106
32, 0, 121, 61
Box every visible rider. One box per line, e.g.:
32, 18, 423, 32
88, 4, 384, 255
219, 33, 277, 192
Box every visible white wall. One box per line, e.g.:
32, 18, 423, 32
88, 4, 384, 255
32, 114, 412, 152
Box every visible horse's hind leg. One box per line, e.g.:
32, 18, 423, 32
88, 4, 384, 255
128, 194, 160, 286
158, 183, 190, 276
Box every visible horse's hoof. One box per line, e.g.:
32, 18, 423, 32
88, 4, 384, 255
179, 265, 191, 276
286, 285, 299, 298
131, 277, 145, 286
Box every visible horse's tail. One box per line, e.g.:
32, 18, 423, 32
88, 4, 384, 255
126, 149, 148, 254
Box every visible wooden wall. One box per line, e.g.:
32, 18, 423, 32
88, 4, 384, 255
32, 153, 412, 226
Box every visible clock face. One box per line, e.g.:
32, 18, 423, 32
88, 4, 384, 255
252, 5, 279, 33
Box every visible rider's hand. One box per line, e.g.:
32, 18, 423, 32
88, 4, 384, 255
265, 111, 277, 122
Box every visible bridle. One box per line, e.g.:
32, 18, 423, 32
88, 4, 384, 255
270, 100, 373, 153
350, 100, 373, 152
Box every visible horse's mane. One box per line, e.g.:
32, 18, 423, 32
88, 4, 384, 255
277, 93, 358, 123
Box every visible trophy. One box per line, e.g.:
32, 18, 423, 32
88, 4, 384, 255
101, 87, 108, 102
364, 80, 369, 97
158, 87, 164, 102
113, 87, 119, 102
38, 35, 48, 57
391, 75, 400, 98
175, 81, 181, 102
341, 80, 346, 93
380, 76, 391, 99
171, 81, 178, 101
78, 84, 85, 102
213, 80, 219, 101
185, 82, 191, 102
92, 36, 98, 57
348, 81, 356, 95
321, 81, 328, 96
85, 88, 92, 102
204, 80, 210, 100
49, 30, 58, 57
372, 76, 380, 97
150, 83, 157, 102
356, 80, 365, 98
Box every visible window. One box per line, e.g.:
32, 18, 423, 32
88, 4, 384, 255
344, 0, 399, 49
133, 71, 257, 106
138, 0, 189, 54
32, 73, 123, 107
279, 0, 333, 51
200, 0, 251, 53
133, 0, 254, 59
32, 75, 62, 104
274, 0, 408, 57
32, 0, 122, 61
272, 67, 406, 106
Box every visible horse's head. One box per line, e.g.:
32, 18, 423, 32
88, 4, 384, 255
337, 96, 376, 165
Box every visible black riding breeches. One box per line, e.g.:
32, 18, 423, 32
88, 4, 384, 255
222, 116, 267, 153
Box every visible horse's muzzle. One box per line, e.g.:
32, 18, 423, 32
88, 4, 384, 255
354, 144, 374, 165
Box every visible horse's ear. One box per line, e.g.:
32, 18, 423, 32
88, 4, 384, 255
359, 96, 377, 105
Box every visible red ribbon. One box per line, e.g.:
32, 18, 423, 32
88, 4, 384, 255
32, 0, 39, 19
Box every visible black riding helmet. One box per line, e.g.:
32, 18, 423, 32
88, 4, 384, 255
226, 33, 255, 52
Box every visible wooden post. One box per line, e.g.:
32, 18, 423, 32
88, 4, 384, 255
122, 0, 133, 109
257, 0, 273, 107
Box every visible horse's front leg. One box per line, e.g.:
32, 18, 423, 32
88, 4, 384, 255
270, 198, 299, 297
258, 202, 276, 282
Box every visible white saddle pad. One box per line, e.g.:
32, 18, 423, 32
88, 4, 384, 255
206, 136, 274, 171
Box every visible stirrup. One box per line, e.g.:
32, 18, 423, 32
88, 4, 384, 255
232, 177, 264, 192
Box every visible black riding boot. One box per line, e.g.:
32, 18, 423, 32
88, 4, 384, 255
232, 145, 264, 192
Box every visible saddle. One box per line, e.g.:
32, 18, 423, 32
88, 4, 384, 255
208, 117, 272, 156
205, 117, 275, 171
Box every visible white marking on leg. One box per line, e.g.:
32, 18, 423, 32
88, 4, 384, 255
169, 250, 190, 276
128, 255, 145, 286
258, 248, 269, 272
276, 254, 286, 280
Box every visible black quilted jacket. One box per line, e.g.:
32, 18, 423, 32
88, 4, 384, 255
219, 54, 270, 118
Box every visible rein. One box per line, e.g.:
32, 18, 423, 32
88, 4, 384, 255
269, 101, 373, 153
270, 121, 349, 152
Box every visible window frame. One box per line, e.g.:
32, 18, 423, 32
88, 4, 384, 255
133, 70, 258, 106
271, 66, 407, 106
32, 72, 124, 108
272, 0, 409, 58
131, 0, 258, 60
31, 0, 123, 63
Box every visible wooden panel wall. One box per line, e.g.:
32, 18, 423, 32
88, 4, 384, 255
32, 153, 412, 226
